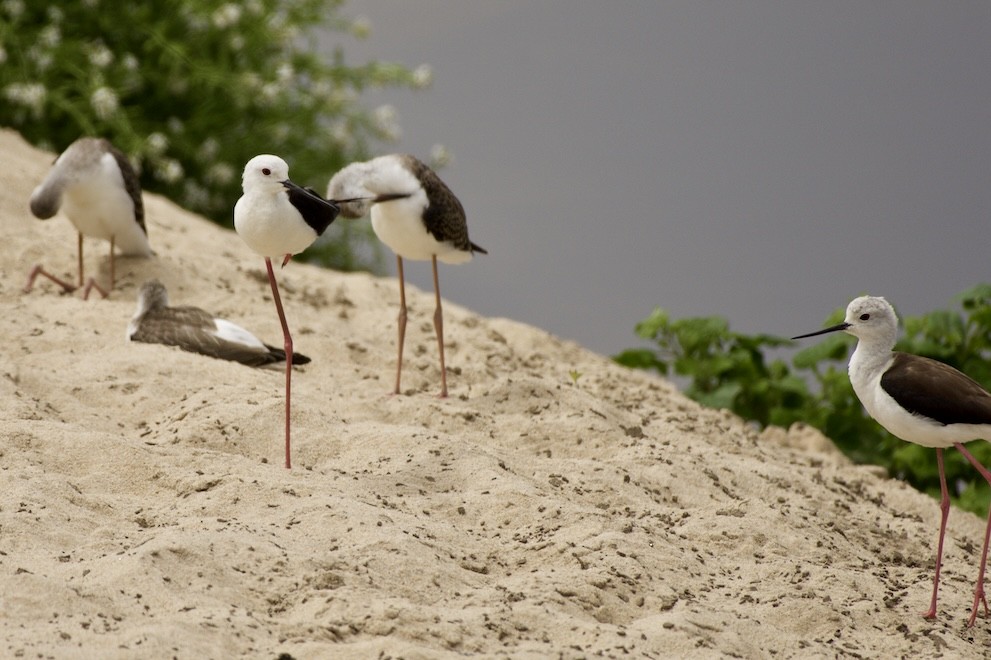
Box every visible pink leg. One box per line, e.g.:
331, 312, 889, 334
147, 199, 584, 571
23, 266, 76, 295
109, 236, 116, 290
954, 442, 991, 627
81, 279, 109, 300
393, 255, 407, 395
431, 255, 448, 398
77, 232, 84, 288
923, 448, 950, 619
266, 257, 293, 470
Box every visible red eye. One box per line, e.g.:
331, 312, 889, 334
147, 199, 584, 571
262, 168, 271, 176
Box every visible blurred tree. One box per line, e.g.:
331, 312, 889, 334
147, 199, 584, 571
0, 0, 430, 270
615, 285, 991, 516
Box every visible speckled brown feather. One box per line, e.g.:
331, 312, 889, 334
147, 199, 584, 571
399, 155, 486, 255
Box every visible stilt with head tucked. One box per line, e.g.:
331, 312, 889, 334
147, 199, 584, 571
328, 154, 485, 397
26, 137, 150, 299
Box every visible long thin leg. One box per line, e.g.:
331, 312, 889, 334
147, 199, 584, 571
394, 255, 407, 395
954, 442, 991, 626
82, 235, 112, 300
23, 266, 76, 294
24, 231, 83, 295
77, 232, 84, 288
109, 235, 116, 290
923, 448, 950, 619
432, 255, 448, 398
266, 257, 293, 470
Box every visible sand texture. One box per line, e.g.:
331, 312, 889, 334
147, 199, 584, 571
2, 129, 990, 658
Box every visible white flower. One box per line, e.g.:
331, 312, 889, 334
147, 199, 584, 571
329, 119, 356, 151
206, 162, 234, 185
373, 104, 401, 141
166, 117, 184, 134
156, 158, 184, 184
198, 138, 219, 160
183, 180, 210, 209
28, 46, 53, 70
229, 34, 244, 51
259, 82, 281, 104
46, 5, 63, 22
122, 53, 139, 71
90, 87, 119, 120
88, 43, 114, 69
1, 0, 24, 19
81, 0, 98, 8
351, 15, 371, 39
0, 46, 7, 66
146, 132, 168, 155
212, 3, 241, 29
412, 64, 433, 89
430, 144, 452, 168
40, 25, 61, 48
276, 62, 294, 82
4, 82, 46, 115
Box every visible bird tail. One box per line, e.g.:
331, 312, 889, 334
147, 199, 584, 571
264, 344, 313, 365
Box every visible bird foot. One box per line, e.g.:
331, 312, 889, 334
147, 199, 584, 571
23, 265, 77, 295
81, 278, 110, 300
966, 590, 989, 628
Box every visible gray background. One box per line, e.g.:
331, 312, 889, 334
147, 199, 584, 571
325, 1, 991, 356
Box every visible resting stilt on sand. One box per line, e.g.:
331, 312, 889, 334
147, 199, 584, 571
26, 137, 151, 299
128, 279, 312, 367
328, 154, 486, 398
793, 295, 991, 626
234, 154, 340, 469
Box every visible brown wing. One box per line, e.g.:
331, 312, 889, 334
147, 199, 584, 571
102, 139, 146, 235
880, 352, 991, 426
131, 306, 290, 367
400, 155, 485, 254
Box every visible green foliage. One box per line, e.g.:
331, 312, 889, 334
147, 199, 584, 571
0, 0, 427, 270
615, 285, 991, 516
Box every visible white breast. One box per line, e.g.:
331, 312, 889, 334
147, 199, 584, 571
234, 191, 317, 259
62, 153, 150, 256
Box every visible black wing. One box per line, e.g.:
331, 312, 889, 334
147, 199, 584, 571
284, 181, 340, 236
880, 352, 991, 426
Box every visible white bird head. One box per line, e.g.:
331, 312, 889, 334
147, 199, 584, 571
326, 160, 376, 218
240, 154, 291, 195
792, 295, 899, 349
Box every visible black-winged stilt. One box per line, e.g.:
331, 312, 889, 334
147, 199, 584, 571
128, 279, 312, 367
328, 154, 486, 398
234, 154, 340, 469
793, 295, 991, 626
26, 137, 151, 299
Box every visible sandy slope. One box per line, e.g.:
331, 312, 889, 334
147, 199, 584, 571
1, 128, 989, 658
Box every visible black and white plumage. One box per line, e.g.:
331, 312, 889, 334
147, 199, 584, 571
328, 154, 486, 398
793, 295, 991, 626
26, 137, 150, 299
128, 280, 311, 368
234, 154, 341, 469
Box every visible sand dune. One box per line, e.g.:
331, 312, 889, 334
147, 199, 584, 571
1, 129, 989, 657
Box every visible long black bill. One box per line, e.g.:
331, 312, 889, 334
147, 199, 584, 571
791, 322, 851, 340
329, 192, 413, 205
281, 179, 339, 212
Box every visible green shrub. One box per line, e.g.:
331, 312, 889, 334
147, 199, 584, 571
0, 0, 427, 270
615, 284, 991, 515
